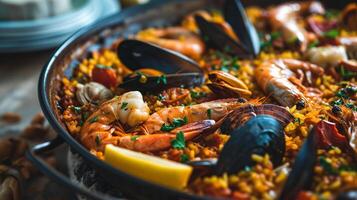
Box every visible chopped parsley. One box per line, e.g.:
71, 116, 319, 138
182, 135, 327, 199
339, 67, 357, 80
160, 117, 188, 132
323, 29, 339, 39
207, 109, 212, 119
130, 135, 140, 141
260, 31, 281, 49
88, 116, 98, 123
308, 40, 319, 49
325, 9, 340, 20
157, 94, 165, 101
171, 131, 185, 149
190, 91, 206, 99
180, 154, 189, 163
121, 102, 128, 110
95, 135, 101, 145
96, 64, 111, 69
72, 106, 81, 114
156, 75, 167, 85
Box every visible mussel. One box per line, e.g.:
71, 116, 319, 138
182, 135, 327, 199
195, 0, 260, 57
117, 39, 205, 92
216, 115, 285, 174
189, 115, 286, 176
221, 104, 294, 134
278, 127, 318, 200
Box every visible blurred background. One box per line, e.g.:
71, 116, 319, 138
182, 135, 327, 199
0, 0, 149, 199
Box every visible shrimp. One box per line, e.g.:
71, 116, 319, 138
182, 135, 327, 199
80, 91, 150, 150
118, 120, 215, 152
81, 96, 247, 151
268, 1, 325, 51
136, 27, 205, 60
138, 98, 246, 135
255, 59, 324, 107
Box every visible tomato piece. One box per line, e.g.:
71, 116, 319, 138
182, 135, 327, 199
92, 65, 117, 88
315, 120, 348, 150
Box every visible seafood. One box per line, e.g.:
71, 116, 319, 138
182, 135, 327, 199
279, 127, 318, 200
216, 115, 285, 174
221, 104, 293, 134
136, 27, 205, 60
79, 91, 150, 150
80, 97, 246, 151
56, 2, 357, 199
341, 3, 357, 31
76, 82, 113, 105
118, 120, 215, 152
207, 70, 252, 98
255, 59, 324, 107
268, 1, 325, 51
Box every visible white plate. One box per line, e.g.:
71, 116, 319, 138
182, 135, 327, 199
0, 0, 120, 53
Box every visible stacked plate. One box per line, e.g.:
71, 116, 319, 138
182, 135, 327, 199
0, 0, 120, 53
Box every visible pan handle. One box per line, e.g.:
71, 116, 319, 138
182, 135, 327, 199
26, 136, 122, 200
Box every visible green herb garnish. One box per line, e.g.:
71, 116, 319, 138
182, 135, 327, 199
157, 75, 167, 85
158, 94, 165, 101
180, 154, 189, 163
160, 117, 188, 132
89, 116, 98, 123
339, 67, 357, 80
207, 109, 212, 119
96, 64, 111, 69
131, 135, 140, 141
121, 102, 128, 110
72, 106, 81, 114
308, 40, 319, 49
171, 131, 185, 149
324, 29, 339, 39
190, 91, 206, 99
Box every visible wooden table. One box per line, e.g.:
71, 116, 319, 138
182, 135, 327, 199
0, 50, 77, 200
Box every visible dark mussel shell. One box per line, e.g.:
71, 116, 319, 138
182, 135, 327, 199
216, 115, 285, 175
194, 15, 250, 57
224, 0, 260, 56
117, 39, 203, 74
278, 127, 318, 200
119, 73, 204, 92
221, 104, 294, 134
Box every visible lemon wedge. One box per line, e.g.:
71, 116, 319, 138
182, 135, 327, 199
104, 144, 193, 190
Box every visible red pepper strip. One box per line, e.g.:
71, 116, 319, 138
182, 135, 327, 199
315, 120, 349, 150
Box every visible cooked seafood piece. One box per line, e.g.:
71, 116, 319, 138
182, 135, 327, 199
79, 91, 150, 150
279, 127, 318, 200
135, 27, 205, 60
306, 46, 348, 68
221, 104, 293, 134
341, 3, 357, 31
207, 70, 252, 98
76, 82, 113, 105
255, 59, 324, 107
268, 1, 325, 51
216, 115, 285, 174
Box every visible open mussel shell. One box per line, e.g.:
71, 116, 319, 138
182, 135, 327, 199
224, 0, 261, 56
194, 15, 250, 57
119, 73, 204, 92
117, 39, 203, 74
216, 115, 285, 175
278, 127, 318, 200
221, 104, 294, 134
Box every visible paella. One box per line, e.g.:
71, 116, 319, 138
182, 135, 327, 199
56, 1, 356, 199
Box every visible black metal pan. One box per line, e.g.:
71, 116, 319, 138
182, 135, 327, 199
26, 0, 355, 199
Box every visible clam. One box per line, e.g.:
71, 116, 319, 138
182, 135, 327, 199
216, 115, 285, 174
117, 40, 204, 92
221, 104, 294, 134
194, 0, 260, 57
76, 82, 113, 105
278, 127, 318, 200
341, 3, 357, 31
207, 70, 252, 98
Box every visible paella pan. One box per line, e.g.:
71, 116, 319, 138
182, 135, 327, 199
30, 0, 356, 199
